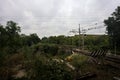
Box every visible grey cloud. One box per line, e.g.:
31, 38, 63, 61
0, 0, 120, 37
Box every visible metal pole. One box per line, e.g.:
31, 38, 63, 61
79, 24, 81, 50
82, 32, 84, 50
81, 28, 84, 50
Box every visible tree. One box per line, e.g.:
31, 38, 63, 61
0, 24, 8, 48
29, 33, 40, 45
6, 21, 21, 35
41, 37, 49, 43
21, 33, 40, 46
104, 6, 120, 51
6, 21, 22, 53
0, 21, 22, 53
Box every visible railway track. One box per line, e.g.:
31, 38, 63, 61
73, 49, 120, 79
73, 49, 120, 69
105, 55, 120, 64
105, 54, 120, 69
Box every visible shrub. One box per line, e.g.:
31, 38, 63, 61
24, 55, 73, 80
31, 43, 59, 56
68, 54, 88, 69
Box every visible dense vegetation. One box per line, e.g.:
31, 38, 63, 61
0, 21, 109, 55
41, 35, 109, 51
0, 21, 40, 54
0, 21, 110, 80
104, 6, 120, 53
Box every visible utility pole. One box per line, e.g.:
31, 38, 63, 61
81, 27, 84, 50
79, 24, 81, 50
82, 29, 84, 50
78, 24, 84, 50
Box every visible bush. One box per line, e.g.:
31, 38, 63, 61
24, 55, 73, 80
68, 54, 88, 69
31, 43, 59, 56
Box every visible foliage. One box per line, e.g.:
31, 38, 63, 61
21, 33, 40, 46
0, 21, 41, 80
0, 21, 40, 54
31, 43, 59, 56
0, 53, 25, 80
41, 35, 109, 51
67, 54, 88, 69
84, 35, 109, 50
0, 21, 21, 53
104, 6, 120, 52
24, 55, 73, 80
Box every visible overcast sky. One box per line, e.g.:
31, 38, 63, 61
0, 0, 120, 38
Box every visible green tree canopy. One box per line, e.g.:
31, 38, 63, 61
0, 21, 40, 53
104, 6, 120, 50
